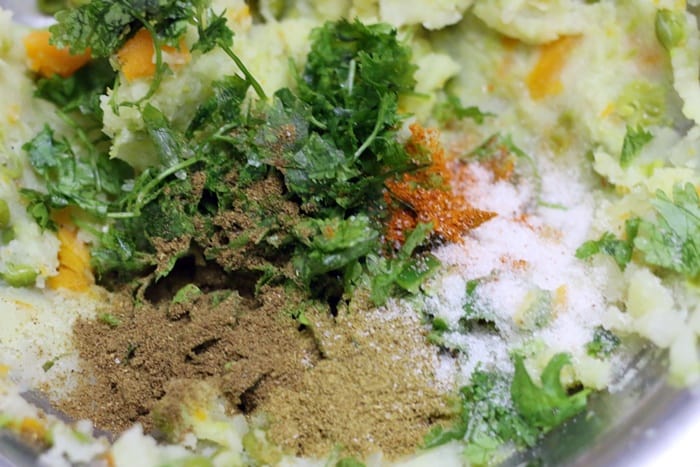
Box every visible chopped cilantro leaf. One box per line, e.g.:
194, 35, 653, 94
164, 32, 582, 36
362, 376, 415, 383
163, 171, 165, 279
35, 58, 115, 120
172, 284, 203, 304
143, 103, 193, 169
575, 218, 640, 270
580, 184, 700, 279
635, 183, 700, 278
49, 0, 197, 56
432, 317, 449, 332
90, 222, 151, 277
50, 0, 134, 56
367, 223, 439, 305
511, 353, 589, 431
435, 94, 494, 125
298, 19, 417, 167
187, 75, 249, 136
462, 276, 498, 324
424, 369, 539, 461
620, 125, 653, 168
20, 189, 58, 231
293, 215, 379, 285
22, 125, 133, 220
38, 0, 81, 15
49, 0, 264, 102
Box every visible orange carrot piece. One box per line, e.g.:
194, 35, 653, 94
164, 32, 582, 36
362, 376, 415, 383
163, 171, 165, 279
117, 28, 190, 82
47, 225, 94, 292
526, 35, 579, 100
23, 30, 91, 78
19, 417, 49, 445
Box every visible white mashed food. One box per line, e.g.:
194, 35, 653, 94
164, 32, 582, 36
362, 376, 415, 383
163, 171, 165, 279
0, 0, 699, 466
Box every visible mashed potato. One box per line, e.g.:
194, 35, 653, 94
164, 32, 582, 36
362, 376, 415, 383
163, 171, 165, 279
0, 1, 699, 466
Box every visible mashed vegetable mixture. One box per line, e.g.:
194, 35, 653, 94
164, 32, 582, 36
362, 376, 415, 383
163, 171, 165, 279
1, 0, 700, 465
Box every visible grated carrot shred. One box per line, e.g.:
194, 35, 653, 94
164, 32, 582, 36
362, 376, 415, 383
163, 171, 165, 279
526, 35, 579, 100
23, 30, 91, 78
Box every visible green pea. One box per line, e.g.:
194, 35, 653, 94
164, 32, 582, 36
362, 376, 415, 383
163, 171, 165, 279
2, 265, 38, 287
655, 9, 686, 51
0, 200, 10, 229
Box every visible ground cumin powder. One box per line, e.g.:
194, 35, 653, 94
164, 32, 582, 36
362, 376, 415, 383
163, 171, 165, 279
262, 303, 454, 458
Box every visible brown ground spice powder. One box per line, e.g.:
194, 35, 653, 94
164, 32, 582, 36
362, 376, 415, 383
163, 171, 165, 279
262, 303, 453, 459
60, 285, 320, 435
60, 284, 454, 459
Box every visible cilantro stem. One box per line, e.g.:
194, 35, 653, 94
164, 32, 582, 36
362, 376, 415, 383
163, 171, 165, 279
219, 44, 267, 100
354, 96, 389, 159
346, 58, 356, 96
132, 12, 165, 104
107, 157, 200, 218
308, 115, 327, 130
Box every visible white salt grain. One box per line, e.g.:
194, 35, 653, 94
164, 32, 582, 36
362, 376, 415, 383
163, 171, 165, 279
428, 159, 616, 382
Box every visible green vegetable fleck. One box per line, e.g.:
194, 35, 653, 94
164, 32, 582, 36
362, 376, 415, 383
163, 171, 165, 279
0, 199, 11, 229
172, 284, 203, 304
2, 265, 38, 287
336, 458, 366, 467
97, 313, 122, 328
655, 9, 687, 51
586, 326, 621, 359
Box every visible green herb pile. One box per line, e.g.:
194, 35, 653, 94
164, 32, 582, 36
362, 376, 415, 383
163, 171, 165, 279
23, 1, 440, 308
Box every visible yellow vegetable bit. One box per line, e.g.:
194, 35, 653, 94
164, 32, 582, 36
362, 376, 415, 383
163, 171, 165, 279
526, 35, 579, 100
18, 417, 49, 446
23, 30, 91, 78
47, 223, 94, 292
0, 364, 8, 377
117, 28, 190, 82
